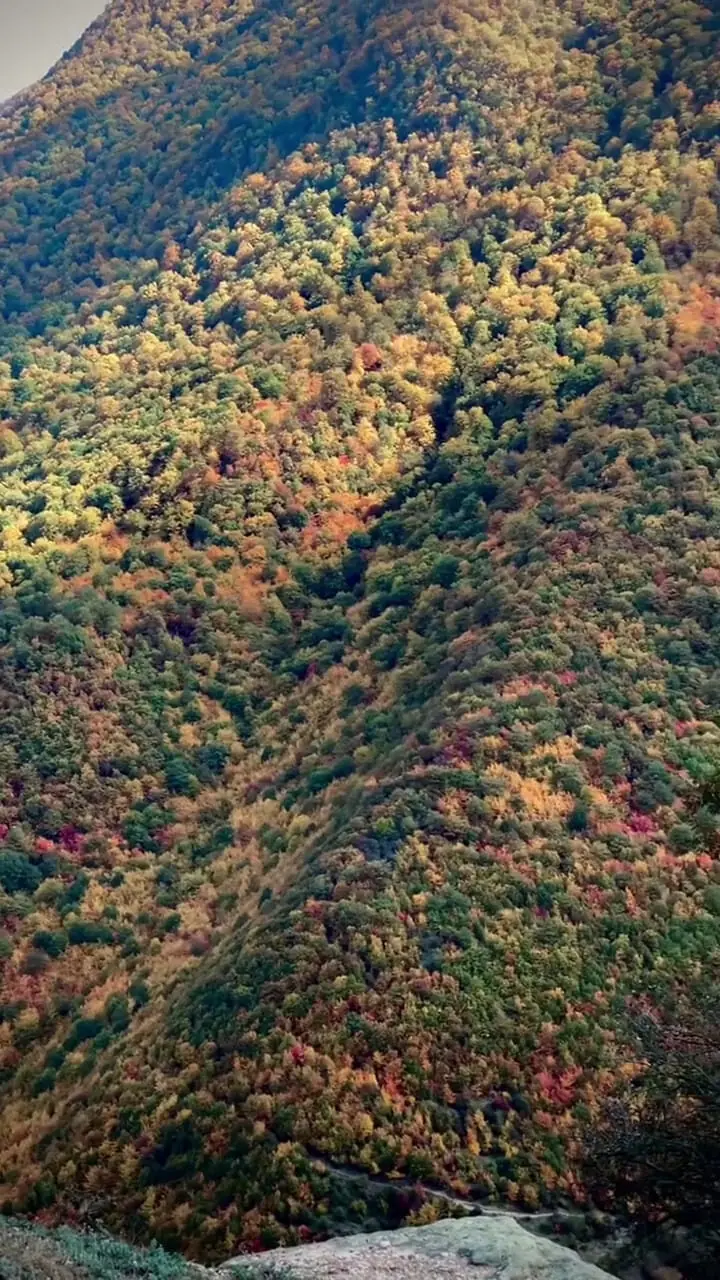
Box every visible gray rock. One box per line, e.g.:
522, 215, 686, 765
221, 1214, 616, 1280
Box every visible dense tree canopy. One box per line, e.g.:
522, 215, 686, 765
0, 0, 718, 1262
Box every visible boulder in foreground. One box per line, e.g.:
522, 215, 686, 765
222, 1215, 615, 1280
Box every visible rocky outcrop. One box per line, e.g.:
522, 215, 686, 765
222, 1215, 616, 1280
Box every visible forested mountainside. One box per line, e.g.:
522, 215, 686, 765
0, 0, 719, 1262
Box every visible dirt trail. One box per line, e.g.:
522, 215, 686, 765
313, 1153, 572, 1225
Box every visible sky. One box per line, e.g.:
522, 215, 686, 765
0, 0, 105, 102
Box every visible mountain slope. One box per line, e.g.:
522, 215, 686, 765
0, 0, 718, 1264
0, 0, 564, 336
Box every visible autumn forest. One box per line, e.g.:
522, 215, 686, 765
0, 0, 718, 1264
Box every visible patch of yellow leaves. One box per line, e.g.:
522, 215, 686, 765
529, 735, 578, 763
486, 763, 574, 820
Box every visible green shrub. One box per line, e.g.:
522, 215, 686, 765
67, 921, 114, 946
64, 1019, 104, 1051
0, 851, 41, 895
33, 929, 68, 957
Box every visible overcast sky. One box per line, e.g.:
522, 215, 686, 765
0, 0, 106, 102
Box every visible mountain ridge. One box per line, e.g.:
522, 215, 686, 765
0, 0, 717, 1266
